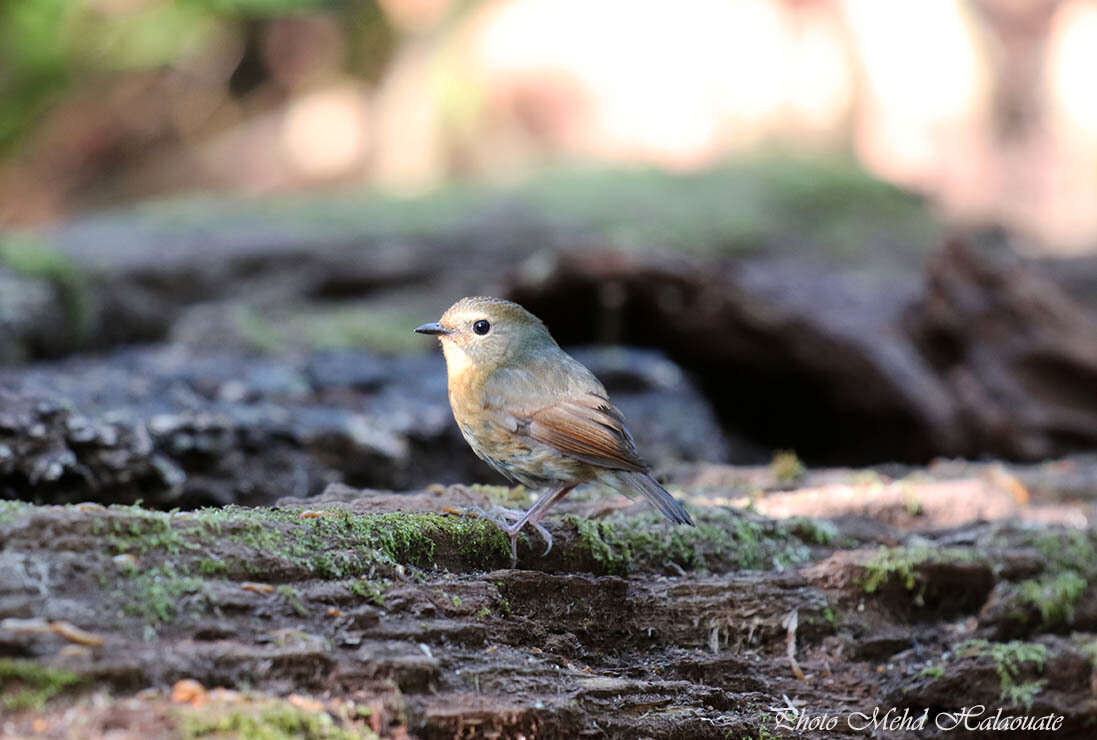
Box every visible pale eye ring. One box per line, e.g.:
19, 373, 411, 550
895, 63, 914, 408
473, 319, 491, 335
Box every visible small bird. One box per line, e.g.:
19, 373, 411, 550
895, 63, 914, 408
415, 296, 693, 563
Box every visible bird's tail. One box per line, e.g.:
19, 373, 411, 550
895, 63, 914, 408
615, 471, 694, 526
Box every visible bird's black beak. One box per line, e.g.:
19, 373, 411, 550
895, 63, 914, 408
414, 322, 450, 336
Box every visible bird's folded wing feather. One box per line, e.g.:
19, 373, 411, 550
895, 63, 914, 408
525, 398, 648, 472
482, 357, 649, 472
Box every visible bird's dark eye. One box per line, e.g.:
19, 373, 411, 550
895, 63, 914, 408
473, 319, 491, 335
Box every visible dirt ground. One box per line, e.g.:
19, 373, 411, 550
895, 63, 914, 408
3, 457, 1097, 739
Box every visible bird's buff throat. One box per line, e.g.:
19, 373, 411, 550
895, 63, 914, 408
440, 338, 475, 380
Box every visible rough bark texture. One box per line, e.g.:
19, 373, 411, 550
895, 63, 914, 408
507, 240, 1097, 464
2, 461, 1097, 738
6, 182, 1097, 465
4, 170, 1097, 738
0, 347, 729, 509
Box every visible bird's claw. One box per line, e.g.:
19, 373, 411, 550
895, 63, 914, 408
534, 522, 553, 556
465, 506, 553, 562
487, 505, 526, 524
463, 505, 521, 529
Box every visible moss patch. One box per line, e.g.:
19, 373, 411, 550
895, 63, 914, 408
994, 529, 1097, 630
561, 507, 815, 576
1016, 571, 1088, 626
348, 578, 388, 606
0, 659, 84, 711
770, 450, 805, 486
0, 499, 31, 525
176, 698, 378, 740
234, 304, 429, 356
277, 585, 310, 617
118, 562, 205, 624
857, 545, 977, 596
102, 153, 939, 265
0, 233, 92, 342
955, 639, 1047, 710
1029, 529, 1097, 572
464, 484, 529, 507
2, 502, 836, 635
1075, 635, 1097, 668
784, 516, 838, 546
517, 153, 938, 259
185, 506, 511, 576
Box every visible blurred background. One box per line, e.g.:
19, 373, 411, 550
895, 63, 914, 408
4, 0, 1097, 508
4, 0, 1097, 246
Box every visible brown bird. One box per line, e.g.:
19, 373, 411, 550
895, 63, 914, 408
415, 296, 693, 563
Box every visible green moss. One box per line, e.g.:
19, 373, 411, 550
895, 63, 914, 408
277, 585, 309, 617
566, 516, 631, 575
107, 153, 938, 268
857, 546, 976, 599
770, 450, 805, 485
118, 563, 204, 624
859, 547, 922, 593
177, 698, 377, 740
1030, 529, 1097, 573
234, 307, 284, 355
348, 579, 387, 606
0, 658, 84, 711
10, 502, 824, 632
198, 557, 228, 576
1002, 678, 1047, 710
518, 154, 937, 259
785, 517, 837, 546
447, 514, 512, 564
73, 504, 514, 613
0, 233, 92, 342
919, 665, 944, 679
1017, 570, 1088, 625
200, 508, 434, 574
68, 502, 813, 582
561, 508, 815, 576
105, 509, 196, 556
741, 730, 781, 740
1076, 636, 1097, 668
191, 506, 513, 576
988, 529, 1097, 629
955, 639, 1047, 710
0, 499, 31, 525
235, 304, 431, 355
467, 484, 529, 507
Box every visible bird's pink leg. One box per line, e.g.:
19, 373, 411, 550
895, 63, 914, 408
479, 485, 575, 565
523, 485, 575, 532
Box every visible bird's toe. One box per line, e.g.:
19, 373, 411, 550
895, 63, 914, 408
465, 506, 519, 531
486, 505, 527, 523
530, 521, 553, 556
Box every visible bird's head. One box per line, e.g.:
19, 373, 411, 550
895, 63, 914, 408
415, 296, 555, 377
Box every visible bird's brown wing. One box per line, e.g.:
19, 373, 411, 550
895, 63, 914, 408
481, 354, 649, 473
523, 395, 648, 473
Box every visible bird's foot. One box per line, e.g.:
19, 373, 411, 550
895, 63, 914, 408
465, 506, 553, 562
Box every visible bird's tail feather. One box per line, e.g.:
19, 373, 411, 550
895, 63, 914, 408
616, 471, 694, 526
